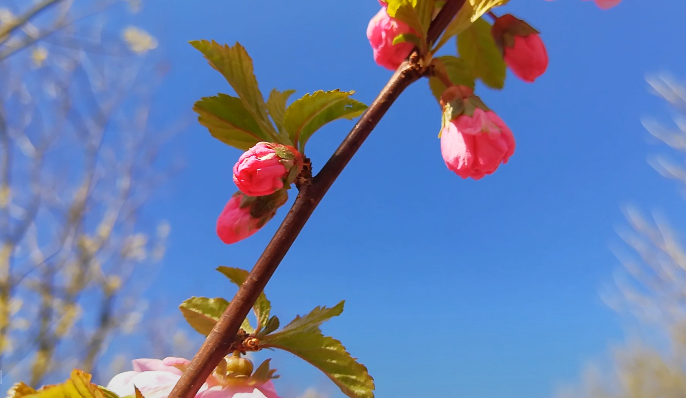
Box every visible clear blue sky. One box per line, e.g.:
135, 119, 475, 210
131, 1, 686, 397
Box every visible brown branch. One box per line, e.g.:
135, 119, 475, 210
167, 1, 466, 398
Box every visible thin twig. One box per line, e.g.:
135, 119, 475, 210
0, 0, 121, 62
0, 0, 65, 43
167, 1, 467, 397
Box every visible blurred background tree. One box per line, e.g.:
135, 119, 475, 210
559, 75, 686, 397
0, 0, 198, 387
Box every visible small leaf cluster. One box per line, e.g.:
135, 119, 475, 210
191, 41, 368, 156
385, 0, 512, 99
180, 267, 375, 398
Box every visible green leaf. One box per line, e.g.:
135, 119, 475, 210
416, 0, 435, 38
457, 18, 506, 89
392, 33, 422, 48
386, 0, 425, 44
257, 315, 280, 338
428, 56, 475, 103
97, 387, 120, 398
283, 90, 367, 153
266, 89, 297, 141
249, 359, 279, 384
216, 267, 271, 332
190, 40, 279, 142
194, 94, 269, 151
179, 296, 254, 336
269, 301, 344, 338
180, 297, 229, 336
261, 304, 374, 398
432, 0, 509, 53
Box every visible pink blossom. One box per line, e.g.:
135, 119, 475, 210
106, 358, 281, 398
233, 142, 301, 197
366, 7, 415, 70
440, 108, 515, 180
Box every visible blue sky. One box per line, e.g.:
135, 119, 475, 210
128, 1, 686, 397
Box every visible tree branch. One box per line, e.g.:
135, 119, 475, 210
167, 1, 466, 397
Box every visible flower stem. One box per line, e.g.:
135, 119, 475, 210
487, 11, 498, 21
167, 1, 467, 398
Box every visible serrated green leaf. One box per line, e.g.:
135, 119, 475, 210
428, 56, 475, 103
266, 89, 296, 140
457, 18, 506, 89
432, 0, 509, 53
283, 90, 367, 153
190, 40, 279, 142
261, 328, 374, 398
194, 94, 269, 150
216, 267, 271, 332
271, 301, 344, 337
179, 296, 253, 336
416, 0, 435, 38
180, 297, 229, 336
386, 0, 425, 49
393, 33, 422, 48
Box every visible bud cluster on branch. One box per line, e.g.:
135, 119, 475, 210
6, 1, 624, 398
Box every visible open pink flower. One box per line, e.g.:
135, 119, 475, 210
107, 358, 281, 398
233, 142, 302, 197
440, 108, 515, 180
492, 14, 548, 83
366, 7, 414, 70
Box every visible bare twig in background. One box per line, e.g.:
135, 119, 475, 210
0, 0, 193, 387
559, 74, 686, 398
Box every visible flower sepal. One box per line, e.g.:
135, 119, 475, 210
491, 14, 540, 53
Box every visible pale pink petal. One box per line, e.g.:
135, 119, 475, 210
106, 371, 140, 397
132, 359, 181, 374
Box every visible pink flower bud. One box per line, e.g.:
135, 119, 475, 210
216, 190, 288, 244
492, 14, 548, 83
366, 7, 415, 70
590, 0, 621, 9
440, 108, 515, 180
546, 0, 621, 9
106, 357, 281, 398
233, 142, 302, 197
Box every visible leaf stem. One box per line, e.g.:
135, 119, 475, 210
167, 1, 467, 398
